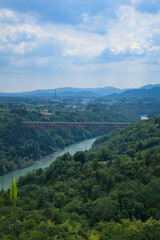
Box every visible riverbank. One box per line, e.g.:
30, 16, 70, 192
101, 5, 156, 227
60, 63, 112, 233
0, 137, 97, 190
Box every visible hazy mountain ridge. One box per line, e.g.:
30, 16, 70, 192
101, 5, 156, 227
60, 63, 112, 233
0, 84, 160, 98
106, 86, 160, 99
0, 86, 129, 98
139, 84, 160, 89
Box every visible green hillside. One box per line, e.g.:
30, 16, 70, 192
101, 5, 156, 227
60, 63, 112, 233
0, 116, 160, 239
0, 104, 139, 174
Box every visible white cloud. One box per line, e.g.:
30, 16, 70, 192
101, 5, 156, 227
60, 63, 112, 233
105, 6, 153, 54
0, 9, 18, 21
131, 0, 142, 4
77, 6, 160, 57
0, 8, 107, 58
0, 6, 160, 64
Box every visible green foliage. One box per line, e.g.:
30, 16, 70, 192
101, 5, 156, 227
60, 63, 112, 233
0, 190, 5, 222
97, 218, 160, 240
74, 151, 86, 164
10, 178, 17, 206
1, 103, 160, 239
0, 102, 138, 175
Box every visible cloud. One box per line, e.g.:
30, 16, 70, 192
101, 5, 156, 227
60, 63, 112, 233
0, 0, 128, 25
0, 8, 106, 59
79, 5, 160, 57
0, 3, 160, 92
1, 6, 160, 59
131, 0, 142, 4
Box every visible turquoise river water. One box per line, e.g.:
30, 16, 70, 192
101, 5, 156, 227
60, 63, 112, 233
0, 137, 96, 190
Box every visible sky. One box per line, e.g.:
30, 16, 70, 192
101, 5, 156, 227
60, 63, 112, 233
0, 0, 160, 92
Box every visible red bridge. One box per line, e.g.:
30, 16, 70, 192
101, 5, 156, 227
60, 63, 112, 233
22, 122, 130, 131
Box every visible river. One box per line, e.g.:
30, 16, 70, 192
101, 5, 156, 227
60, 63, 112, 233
0, 137, 96, 190
141, 115, 149, 120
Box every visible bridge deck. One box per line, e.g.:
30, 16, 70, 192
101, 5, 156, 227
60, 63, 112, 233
22, 122, 131, 132
23, 122, 130, 125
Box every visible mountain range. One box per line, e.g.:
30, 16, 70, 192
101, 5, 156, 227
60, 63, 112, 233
0, 84, 160, 99
107, 86, 160, 99
0, 86, 129, 98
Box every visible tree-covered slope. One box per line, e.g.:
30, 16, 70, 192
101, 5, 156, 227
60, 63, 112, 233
1, 116, 160, 239
107, 86, 160, 99
92, 116, 160, 159
0, 104, 139, 174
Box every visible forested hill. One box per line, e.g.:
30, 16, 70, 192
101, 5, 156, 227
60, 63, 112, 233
0, 104, 139, 175
92, 115, 160, 159
1, 116, 160, 239
0, 86, 127, 98
107, 86, 160, 99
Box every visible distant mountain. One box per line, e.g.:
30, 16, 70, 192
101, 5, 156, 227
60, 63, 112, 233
57, 91, 99, 98
0, 86, 129, 98
140, 84, 160, 89
1, 84, 160, 99
56, 87, 128, 98
107, 87, 160, 99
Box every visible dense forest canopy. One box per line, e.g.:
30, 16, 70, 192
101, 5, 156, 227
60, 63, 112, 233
0, 100, 139, 174
0, 113, 160, 239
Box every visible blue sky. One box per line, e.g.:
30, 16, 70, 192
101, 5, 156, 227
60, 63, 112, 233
0, 0, 160, 92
